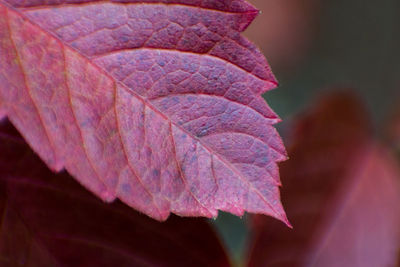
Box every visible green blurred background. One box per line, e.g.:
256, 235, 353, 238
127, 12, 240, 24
212, 0, 400, 265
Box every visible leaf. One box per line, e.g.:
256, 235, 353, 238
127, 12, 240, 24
247, 92, 400, 267
0, 119, 230, 267
0, 0, 289, 223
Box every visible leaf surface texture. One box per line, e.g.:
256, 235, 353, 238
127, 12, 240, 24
0, 0, 288, 222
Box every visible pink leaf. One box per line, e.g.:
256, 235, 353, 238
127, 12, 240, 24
0, 119, 230, 266
247, 92, 400, 267
0, 0, 288, 223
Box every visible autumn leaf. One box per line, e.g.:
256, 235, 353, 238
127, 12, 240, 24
0, 0, 289, 223
247, 92, 400, 267
0, 119, 230, 266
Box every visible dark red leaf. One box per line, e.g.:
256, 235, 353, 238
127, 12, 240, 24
247, 92, 400, 267
0, 0, 288, 223
0, 119, 230, 267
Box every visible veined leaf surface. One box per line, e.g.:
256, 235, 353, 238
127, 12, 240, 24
0, 0, 288, 223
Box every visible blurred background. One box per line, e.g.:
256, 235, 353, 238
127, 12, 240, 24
245, 0, 400, 126
212, 0, 400, 265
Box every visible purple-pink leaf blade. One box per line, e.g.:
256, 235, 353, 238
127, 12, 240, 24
0, 0, 288, 224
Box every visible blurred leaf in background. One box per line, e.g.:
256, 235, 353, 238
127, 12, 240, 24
0, 120, 230, 267
246, 92, 400, 267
